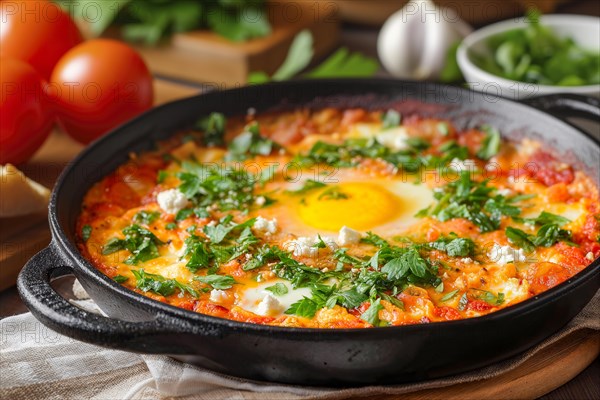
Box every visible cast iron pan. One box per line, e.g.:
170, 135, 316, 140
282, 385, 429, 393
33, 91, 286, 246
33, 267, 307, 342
17, 79, 600, 386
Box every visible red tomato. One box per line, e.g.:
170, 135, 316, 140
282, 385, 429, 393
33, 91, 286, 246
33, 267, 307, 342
0, 58, 54, 164
529, 150, 575, 186
49, 39, 154, 144
0, 0, 82, 80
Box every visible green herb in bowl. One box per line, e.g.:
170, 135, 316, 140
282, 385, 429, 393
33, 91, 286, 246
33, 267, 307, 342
473, 11, 599, 86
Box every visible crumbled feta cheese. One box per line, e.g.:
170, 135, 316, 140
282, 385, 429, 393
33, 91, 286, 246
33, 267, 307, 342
321, 236, 338, 250
460, 257, 473, 264
256, 293, 285, 316
586, 252, 595, 261
497, 188, 513, 197
209, 289, 230, 303
284, 235, 337, 257
449, 158, 478, 172
255, 196, 266, 206
156, 189, 189, 214
206, 220, 217, 227
253, 216, 278, 235
375, 127, 410, 151
284, 237, 317, 257
488, 243, 527, 266
485, 162, 498, 172
338, 226, 361, 246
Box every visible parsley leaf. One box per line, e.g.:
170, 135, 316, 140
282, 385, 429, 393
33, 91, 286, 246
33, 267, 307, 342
418, 171, 516, 232
360, 298, 385, 326
381, 258, 410, 280
194, 274, 237, 290
430, 236, 475, 257
183, 235, 211, 272
133, 210, 160, 225
113, 275, 128, 283
506, 211, 573, 252
82, 225, 92, 242
318, 186, 349, 200
477, 290, 505, 306
227, 122, 275, 161
132, 269, 198, 298
177, 161, 258, 212
381, 110, 401, 130
440, 289, 459, 302
264, 282, 289, 296
102, 225, 163, 265
285, 297, 318, 318
294, 138, 423, 172
476, 125, 501, 160
195, 112, 226, 147
175, 208, 194, 222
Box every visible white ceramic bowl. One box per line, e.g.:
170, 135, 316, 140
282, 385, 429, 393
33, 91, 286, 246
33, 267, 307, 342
457, 15, 600, 100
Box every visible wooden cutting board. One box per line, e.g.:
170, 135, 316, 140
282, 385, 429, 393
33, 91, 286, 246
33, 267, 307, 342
1, 78, 597, 399
128, 1, 339, 87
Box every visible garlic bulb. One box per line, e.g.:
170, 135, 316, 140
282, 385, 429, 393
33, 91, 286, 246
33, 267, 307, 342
377, 0, 472, 80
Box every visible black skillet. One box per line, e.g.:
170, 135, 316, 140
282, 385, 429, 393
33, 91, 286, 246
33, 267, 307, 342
17, 79, 600, 386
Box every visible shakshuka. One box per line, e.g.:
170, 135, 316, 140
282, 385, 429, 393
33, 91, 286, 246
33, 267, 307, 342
77, 107, 600, 328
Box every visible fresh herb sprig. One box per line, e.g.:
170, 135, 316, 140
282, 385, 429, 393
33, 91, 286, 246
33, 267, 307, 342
417, 171, 528, 232
505, 212, 573, 252
177, 160, 265, 212
57, 0, 271, 45
102, 224, 164, 265
132, 269, 198, 297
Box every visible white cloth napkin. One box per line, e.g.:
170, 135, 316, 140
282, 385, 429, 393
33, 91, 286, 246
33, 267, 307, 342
1, 285, 598, 400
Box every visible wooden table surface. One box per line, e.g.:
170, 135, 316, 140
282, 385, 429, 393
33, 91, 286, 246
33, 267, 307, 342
2, 6, 600, 398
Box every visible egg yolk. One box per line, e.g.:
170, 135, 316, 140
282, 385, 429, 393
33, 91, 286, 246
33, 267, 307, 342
297, 182, 402, 231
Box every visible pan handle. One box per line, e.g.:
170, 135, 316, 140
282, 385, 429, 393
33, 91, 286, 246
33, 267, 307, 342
17, 245, 217, 353
520, 93, 600, 126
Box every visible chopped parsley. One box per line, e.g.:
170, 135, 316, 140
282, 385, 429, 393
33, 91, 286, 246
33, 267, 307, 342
294, 138, 424, 172
195, 112, 226, 147
381, 109, 401, 130
194, 274, 237, 290
265, 282, 289, 296
476, 125, 501, 160
132, 269, 198, 298
506, 211, 573, 252
417, 171, 527, 232
177, 160, 263, 212
134, 210, 160, 225
102, 225, 164, 265
318, 186, 349, 200
175, 208, 194, 222
360, 298, 385, 326
157, 170, 168, 184
440, 289, 459, 302
82, 225, 92, 242
182, 217, 260, 272
437, 122, 449, 136
429, 235, 475, 257
226, 122, 276, 161
113, 275, 128, 283
285, 297, 319, 318
477, 290, 505, 306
